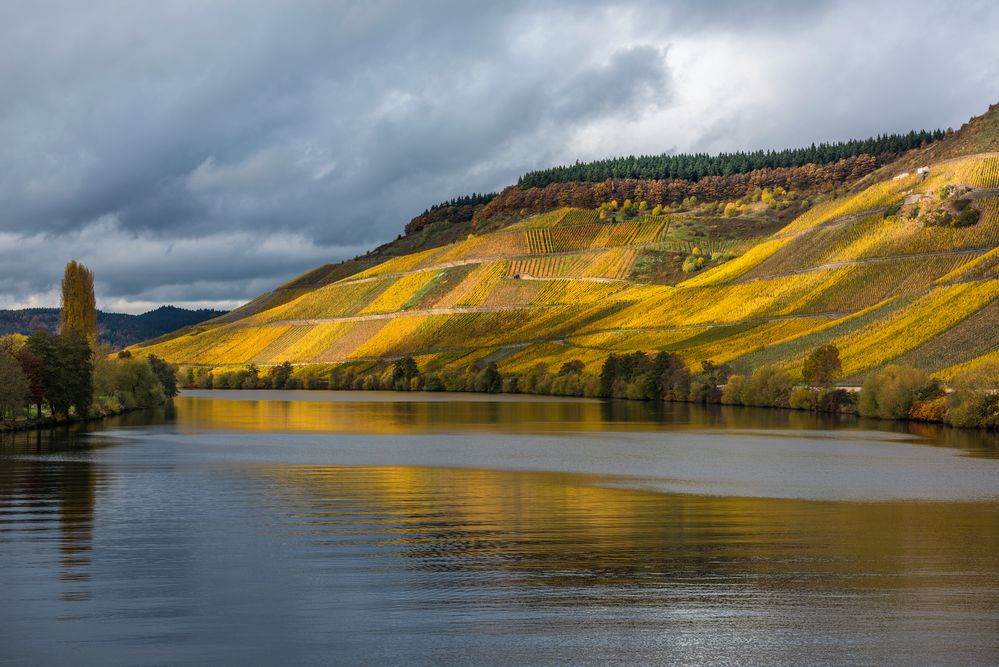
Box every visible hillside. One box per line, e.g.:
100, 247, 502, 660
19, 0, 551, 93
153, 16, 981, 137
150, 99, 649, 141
0, 305, 226, 348
133, 107, 999, 384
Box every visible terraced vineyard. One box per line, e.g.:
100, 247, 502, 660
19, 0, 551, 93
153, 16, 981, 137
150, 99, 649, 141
134, 151, 999, 383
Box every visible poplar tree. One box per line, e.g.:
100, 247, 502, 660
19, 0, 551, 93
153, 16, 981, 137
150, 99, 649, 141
59, 260, 98, 343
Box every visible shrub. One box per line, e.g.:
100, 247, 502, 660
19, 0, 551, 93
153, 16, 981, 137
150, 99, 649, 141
742, 365, 794, 407
858, 365, 938, 419
945, 360, 999, 428
951, 207, 980, 228
816, 388, 855, 414
910, 396, 948, 423
682, 255, 704, 273
721, 375, 746, 405
789, 387, 818, 410
424, 373, 444, 392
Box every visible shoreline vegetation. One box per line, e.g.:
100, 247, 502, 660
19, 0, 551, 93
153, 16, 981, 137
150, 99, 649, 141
179, 343, 997, 430
0, 261, 177, 433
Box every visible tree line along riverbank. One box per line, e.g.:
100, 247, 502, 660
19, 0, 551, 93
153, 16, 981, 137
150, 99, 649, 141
180, 342, 997, 430
0, 261, 178, 432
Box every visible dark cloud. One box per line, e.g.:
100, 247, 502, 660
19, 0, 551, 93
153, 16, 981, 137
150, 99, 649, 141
0, 0, 996, 312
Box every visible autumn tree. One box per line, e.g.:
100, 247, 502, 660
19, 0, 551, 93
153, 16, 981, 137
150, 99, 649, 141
802, 344, 842, 388
60, 260, 98, 343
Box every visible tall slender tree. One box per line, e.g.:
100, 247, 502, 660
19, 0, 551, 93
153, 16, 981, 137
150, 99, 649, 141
60, 260, 98, 343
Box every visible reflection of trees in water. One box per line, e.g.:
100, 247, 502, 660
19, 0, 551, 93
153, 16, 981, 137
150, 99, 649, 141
242, 464, 999, 607
174, 393, 998, 458
0, 427, 107, 601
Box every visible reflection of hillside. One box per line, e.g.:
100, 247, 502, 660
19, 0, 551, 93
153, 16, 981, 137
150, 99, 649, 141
173, 392, 999, 456
243, 464, 999, 601
174, 393, 857, 435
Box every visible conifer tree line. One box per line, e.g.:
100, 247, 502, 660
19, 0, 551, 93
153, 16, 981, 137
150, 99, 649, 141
476, 154, 884, 221
0, 261, 177, 428
517, 130, 945, 188
405, 192, 500, 235
425, 192, 498, 213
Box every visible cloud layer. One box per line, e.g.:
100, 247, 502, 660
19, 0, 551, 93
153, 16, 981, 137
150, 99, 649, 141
1, 0, 997, 312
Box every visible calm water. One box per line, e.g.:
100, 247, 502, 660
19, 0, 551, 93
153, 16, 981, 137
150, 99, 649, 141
1, 391, 998, 665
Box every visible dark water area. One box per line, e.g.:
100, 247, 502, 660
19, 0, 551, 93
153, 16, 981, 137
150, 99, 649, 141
1, 391, 998, 665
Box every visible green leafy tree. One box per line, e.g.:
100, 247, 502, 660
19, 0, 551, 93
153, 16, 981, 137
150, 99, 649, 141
392, 357, 419, 390
653, 352, 690, 401
114, 357, 166, 408
269, 361, 294, 390
27, 329, 92, 418
802, 344, 842, 388
17, 348, 46, 417
558, 360, 584, 376
147, 355, 179, 397
474, 362, 502, 393
0, 351, 28, 423
60, 330, 94, 417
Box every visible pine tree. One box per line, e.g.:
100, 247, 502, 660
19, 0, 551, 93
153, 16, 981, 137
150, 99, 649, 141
59, 260, 98, 343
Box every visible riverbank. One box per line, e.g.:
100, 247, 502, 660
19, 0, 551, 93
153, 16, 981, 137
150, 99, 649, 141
178, 351, 997, 431
175, 381, 998, 432
0, 402, 165, 433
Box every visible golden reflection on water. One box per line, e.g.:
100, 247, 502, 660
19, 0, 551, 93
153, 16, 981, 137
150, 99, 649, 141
242, 464, 999, 596
2, 407, 998, 664
174, 390, 999, 455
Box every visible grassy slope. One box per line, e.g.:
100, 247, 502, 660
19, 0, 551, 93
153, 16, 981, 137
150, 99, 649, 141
134, 108, 999, 383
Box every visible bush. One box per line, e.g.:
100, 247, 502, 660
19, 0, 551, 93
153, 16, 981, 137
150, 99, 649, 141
688, 380, 720, 404
681, 255, 703, 273
858, 365, 937, 419
945, 360, 999, 428
424, 373, 444, 391
789, 387, 818, 410
910, 397, 948, 423
721, 375, 746, 405
742, 365, 794, 407
816, 388, 855, 414
951, 207, 980, 228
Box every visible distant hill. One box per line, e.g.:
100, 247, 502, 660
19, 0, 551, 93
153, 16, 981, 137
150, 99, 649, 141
0, 305, 226, 348
131, 104, 999, 384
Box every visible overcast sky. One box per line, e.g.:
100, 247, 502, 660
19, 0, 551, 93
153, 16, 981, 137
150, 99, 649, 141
1, 0, 997, 313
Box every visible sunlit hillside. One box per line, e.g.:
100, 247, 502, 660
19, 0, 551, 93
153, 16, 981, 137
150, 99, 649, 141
134, 140, 999, 384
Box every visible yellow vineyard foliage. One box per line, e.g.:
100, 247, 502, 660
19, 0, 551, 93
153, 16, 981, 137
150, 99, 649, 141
135, 153, 999, 379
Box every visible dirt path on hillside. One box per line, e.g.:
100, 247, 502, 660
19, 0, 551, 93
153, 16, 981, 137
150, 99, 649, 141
236, 304, 558, 329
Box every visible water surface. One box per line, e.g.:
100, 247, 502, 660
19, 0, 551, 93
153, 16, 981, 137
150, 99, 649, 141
1, 391, 997, 665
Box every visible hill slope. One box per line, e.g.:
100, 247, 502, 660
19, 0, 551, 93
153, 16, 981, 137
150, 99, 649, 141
133, 110, 999, 384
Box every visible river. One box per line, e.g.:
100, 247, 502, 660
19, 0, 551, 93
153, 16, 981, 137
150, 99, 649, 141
1, 390, 997, 665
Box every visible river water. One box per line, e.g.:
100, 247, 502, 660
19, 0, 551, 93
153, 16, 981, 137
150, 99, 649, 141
1, 390, 997, 665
